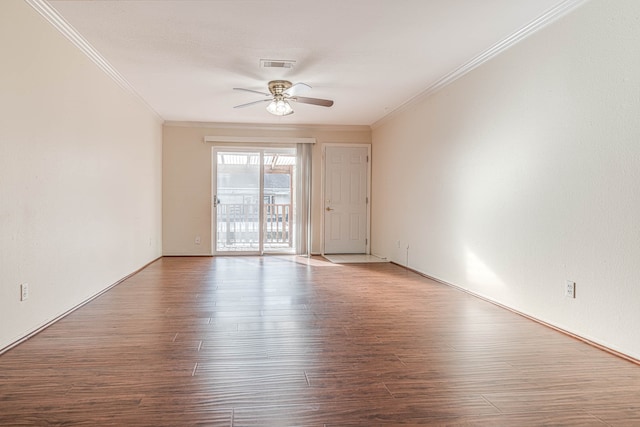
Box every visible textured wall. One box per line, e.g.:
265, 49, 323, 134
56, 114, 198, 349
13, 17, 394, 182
371, 0, 640, 358
0, 0, 163, 350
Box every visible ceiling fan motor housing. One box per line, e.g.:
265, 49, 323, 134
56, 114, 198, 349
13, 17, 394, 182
268, 80, 293, 96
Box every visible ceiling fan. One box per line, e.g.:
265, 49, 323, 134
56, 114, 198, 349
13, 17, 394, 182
233, 80, 334, 116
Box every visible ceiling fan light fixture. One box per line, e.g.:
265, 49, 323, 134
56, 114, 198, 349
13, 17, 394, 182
234, 80, 332, 115
266, 99, 293, 116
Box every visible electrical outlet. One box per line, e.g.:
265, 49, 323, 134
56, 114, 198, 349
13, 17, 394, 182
195, 236, 201, 245
565, 280, 576, 298
20, 283, 29, 301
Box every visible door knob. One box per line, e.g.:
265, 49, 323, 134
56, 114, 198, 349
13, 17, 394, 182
326, 207, 334, 211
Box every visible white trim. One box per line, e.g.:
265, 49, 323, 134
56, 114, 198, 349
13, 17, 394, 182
321, 143, 372, 256
205, 136, 315, 144
210, 146, 219, 256
167, 121, 371, 133
24, 0, 163, 121
372, 0, 589, 129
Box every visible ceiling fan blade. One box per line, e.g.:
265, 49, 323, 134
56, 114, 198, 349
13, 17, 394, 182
291, 96, 334, 107
233, 87, 271, 96
284, 82, 311, 96
234, 99, 271, 109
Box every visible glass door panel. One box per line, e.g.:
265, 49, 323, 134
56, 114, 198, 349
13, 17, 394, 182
214, 151, 262, 253
263, 148, 296, 254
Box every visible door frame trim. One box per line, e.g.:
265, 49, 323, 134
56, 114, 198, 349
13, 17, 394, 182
320, 143, 371, 256
211, 145, 299, 256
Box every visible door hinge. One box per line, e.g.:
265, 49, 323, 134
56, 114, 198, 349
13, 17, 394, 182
365, 238, 368, 245
366, 197, 369, 204
366, 155, 369, 162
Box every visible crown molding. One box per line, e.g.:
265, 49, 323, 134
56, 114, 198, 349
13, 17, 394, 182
371, 0, 589, 129
25, 0, 163, 122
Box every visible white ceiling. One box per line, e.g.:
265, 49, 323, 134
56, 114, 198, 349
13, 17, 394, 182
47, 0, 572, 126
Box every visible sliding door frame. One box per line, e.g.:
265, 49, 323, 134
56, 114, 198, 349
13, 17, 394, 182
211, 144, 301, 256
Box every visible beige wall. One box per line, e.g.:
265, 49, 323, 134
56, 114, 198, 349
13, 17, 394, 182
371, 0, 640, 359
163, 123, 370, 255
0, 1, 163, 350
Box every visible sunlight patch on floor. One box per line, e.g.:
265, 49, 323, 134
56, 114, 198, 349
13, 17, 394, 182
322, 254, 389, 264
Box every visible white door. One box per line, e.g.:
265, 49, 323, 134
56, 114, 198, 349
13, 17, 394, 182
323, 145, 369, 254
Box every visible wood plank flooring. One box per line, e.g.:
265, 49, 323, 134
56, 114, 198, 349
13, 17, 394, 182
1, 256, 640, 426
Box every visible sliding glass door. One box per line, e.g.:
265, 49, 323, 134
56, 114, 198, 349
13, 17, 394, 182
213, 147, 296, 255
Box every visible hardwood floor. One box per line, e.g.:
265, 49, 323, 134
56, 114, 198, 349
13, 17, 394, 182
1, 256, 639, 426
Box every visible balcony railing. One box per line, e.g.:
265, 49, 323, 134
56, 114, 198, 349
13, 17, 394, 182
264, 203, 291, 245
216, 203, 292, 250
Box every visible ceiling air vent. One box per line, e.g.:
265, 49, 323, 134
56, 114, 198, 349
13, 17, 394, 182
260, 59, 295, 69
